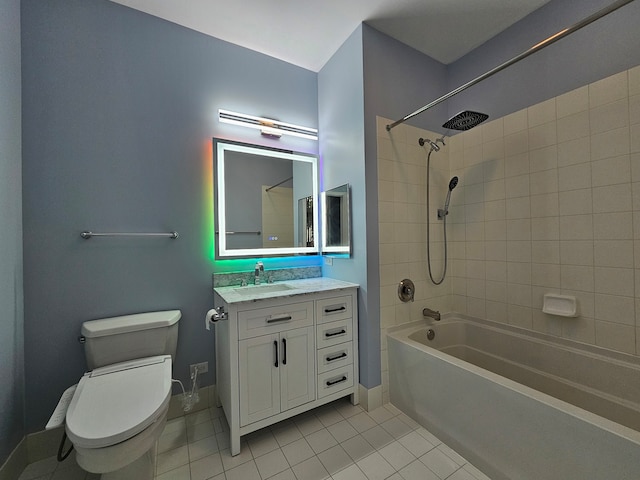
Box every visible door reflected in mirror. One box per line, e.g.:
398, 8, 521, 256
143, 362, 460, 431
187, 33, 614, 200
214, 139, 319, 258
322, 184, 351, 255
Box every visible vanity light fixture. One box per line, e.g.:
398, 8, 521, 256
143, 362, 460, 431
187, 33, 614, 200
218, 109, 318, 141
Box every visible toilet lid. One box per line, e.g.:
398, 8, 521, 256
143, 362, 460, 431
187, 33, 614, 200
65, 355, 172, 449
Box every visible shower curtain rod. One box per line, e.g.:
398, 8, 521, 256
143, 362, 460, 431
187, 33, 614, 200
386, 0, 636, 131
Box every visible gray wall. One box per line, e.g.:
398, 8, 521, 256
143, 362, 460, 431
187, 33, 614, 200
21, 0, 318, 432
447, 0, 640, 125
318, 27, 376, 386
0, 0, 24, 463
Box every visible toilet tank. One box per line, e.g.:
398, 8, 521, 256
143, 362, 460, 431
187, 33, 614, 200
81, 310, 181, 370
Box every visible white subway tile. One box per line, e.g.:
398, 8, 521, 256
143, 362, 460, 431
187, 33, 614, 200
528, 98, 556, 127
484, 220, 506, 241
532, 263, 561, 288
529, 145, 558, 172
593, 183, 632, 213
507, 218, 531, 241
559, 214, 593, 240
557, 111, 589, 143
508, 283, 532, 307
530, 193, 559, 217
482, 118, 504, 142
486, 281, 507, 302
529, 121, 557, 150
593, 212, 633, 239
560, 240, 593, 266
531, 216, 560, 240
590, 99, 629, 135
531, 240, 559, 264
591, 155, 631, 187
503, 109, 528, 135
594, 294, 635, 325
530, 169, 559, 195
559, 188, 592, 216
483, 157, 505, 181
590, 127, 630, 161
594, 267, 634, 296
557, 137, 591, 167
504, 130, 529, 157
630, 65, 640, 97
632, 124, 640, 154
507, 261, 532, 285
594, 240, 633, 268
482, 138, 504, 162
484, 200, 506, 220
467, 297, 486, 318
558, 163, 591, 191
507, 240, 542, 263
484, 179, 506, 201
505, 152, 530, 177
507, 304, 532, 329
589, 71, 628, 108
506, 197, 531, 219
561, 265, 595, 292
505, 174, 530, 199
485, 301, 508, 323
486, 261, 507, 282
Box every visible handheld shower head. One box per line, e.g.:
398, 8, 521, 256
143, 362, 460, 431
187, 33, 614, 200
419, 137, 440, 152
443, 176, 459, 215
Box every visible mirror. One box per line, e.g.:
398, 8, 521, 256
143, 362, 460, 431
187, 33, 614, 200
321, 184, 351, 255
214, 139, 319, 258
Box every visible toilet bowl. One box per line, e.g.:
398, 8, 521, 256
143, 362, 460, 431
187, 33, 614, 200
64, 310, 181, 480
66, 355, 173, 479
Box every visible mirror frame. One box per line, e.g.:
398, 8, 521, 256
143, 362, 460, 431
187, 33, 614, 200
214, 139, 319, 258
321, 183, 351, 255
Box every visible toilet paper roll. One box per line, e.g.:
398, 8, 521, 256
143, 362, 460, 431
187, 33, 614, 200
205, 309, 217, 330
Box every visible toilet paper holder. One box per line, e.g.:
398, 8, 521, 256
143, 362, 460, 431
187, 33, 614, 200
205, 306, 228, 330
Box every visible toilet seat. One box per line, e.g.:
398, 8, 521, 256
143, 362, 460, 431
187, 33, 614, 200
66, 355, 172, 449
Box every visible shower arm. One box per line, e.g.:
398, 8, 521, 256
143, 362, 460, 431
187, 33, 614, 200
386, 0, 636, 131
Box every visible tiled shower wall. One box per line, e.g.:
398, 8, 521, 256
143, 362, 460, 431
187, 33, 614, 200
447, 65, 640, 357
377, 64, 640, 401
376, 118, 453, 403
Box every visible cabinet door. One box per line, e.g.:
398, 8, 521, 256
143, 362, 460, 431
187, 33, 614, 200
280, 326, 315, 412
239, 333, 280, 426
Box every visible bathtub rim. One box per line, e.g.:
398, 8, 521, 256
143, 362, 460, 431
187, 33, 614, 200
387, 314, 640, 446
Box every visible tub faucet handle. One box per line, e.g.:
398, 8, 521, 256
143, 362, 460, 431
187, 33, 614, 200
423, 307, 441, 321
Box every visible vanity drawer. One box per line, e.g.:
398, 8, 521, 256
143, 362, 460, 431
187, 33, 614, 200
316, 296, 353, 324
317, 365, 354, 399
316, 318, 352, 349
238, 301, 313, 339
317, 342, 353, 374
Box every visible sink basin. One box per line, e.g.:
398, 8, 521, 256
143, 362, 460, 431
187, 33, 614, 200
234, 283, 295, 296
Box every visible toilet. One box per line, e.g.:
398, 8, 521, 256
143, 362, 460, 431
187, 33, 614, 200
65, 310, 181, 480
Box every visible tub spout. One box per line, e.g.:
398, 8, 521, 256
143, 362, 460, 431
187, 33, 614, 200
423, 307, 441, 321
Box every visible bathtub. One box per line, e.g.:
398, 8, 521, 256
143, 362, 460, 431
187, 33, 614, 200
387, 316, 640, 480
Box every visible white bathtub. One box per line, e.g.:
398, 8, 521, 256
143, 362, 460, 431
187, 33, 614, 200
387, 316, 640, 480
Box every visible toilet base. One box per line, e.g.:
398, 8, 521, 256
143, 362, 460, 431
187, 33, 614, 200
100, 444, 156, 480
74, 409, 167, 478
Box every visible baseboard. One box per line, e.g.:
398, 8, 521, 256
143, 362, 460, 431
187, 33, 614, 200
358, 384, 383, 411
0, 438, 27, 480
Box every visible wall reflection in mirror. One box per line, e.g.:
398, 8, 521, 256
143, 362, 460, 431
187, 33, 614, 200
322, 184, 351, 255
214, 139, 319, 258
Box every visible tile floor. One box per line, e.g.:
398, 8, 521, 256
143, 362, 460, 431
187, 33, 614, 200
18, 398, 492, 480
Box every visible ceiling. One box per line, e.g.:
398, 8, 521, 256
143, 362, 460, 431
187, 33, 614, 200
110, 0, 553, 72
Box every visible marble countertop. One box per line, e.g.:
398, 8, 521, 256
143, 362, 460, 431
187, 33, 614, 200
213, 277, 358, 304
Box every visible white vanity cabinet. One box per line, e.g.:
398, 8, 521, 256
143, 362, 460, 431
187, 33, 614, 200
213, 278, 358, 456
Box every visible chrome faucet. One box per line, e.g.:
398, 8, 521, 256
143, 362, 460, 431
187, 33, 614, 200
423, 307, 441, 321
254, 261, 264, 285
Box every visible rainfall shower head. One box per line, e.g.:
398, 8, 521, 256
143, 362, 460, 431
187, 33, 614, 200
419, 137, 440, 152
448, 176, 459, 191
443, 111, 489, 131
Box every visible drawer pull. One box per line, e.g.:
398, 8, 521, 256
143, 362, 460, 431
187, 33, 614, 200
274, 340, 279, 368
324, 306, 346, 313
325, 329, 346, 338
326, 352, 347, 362
326, 376, 347, 387
266, 315, 292, 324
